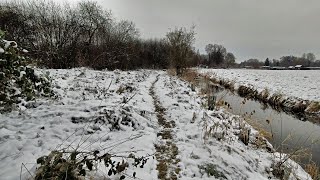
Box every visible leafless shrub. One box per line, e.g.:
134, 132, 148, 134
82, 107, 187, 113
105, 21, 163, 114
0, 0, 177, 70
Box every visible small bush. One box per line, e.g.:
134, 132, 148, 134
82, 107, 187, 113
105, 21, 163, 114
0, 30, 53, 112
35, 150, 149, 179
271, 162, 293, 180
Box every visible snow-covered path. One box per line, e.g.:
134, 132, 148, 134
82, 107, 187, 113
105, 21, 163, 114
150, 74, 181, 180
0, 69, 312, 179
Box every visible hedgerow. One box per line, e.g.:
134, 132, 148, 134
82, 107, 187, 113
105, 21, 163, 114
0, 30, 53, 112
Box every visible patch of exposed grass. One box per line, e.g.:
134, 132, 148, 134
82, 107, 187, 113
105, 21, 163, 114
156, 160, 169, 180
198, 163, 227, 179
167, 68, 176, 76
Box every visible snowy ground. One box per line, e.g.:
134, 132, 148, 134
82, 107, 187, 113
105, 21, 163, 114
0, 68, 311, 179
198, 69, 320, 102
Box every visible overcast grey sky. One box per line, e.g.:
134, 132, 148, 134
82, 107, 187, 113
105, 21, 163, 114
16, 0, 320, 62
94, 0, 320, 62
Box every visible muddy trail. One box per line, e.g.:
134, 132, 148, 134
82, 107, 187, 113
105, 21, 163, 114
150, 75, 180, 180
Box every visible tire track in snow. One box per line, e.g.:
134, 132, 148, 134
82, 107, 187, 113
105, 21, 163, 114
149, 74, 180, 180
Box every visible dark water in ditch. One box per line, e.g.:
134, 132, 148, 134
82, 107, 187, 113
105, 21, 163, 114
210, 84, 320, 167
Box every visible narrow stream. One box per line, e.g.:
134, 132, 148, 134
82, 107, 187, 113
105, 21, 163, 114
210, 84, 320, 166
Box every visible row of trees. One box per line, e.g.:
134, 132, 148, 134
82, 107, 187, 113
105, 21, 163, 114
3, 0, 319, 71
277, 53, 319, 67
0, 0, 237, 71
241, 53, 319, 68
0, 0, 205, 71
1, 0, 142, 69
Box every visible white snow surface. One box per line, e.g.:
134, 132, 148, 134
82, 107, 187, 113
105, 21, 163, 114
3, 40, 17, 49
198, 68, 320, 102
0, 68, 311, 180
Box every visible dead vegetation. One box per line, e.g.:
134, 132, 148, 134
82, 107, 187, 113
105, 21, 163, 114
305, 162, 319, 180
33, 133, 150, 180
257, 88, 270, 103
237, 85, 258, 99
268, 92, 285, 108
33, 129, 146, 178
219, 79, 236, 92
305, 102, 320, 114
180, 69, 199, 83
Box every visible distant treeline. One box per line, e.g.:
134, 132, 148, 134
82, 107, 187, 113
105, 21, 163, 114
2, 0, 317, 71
0, 0, 202, 70
0, 0, 241, 71
240, 54, 320, 68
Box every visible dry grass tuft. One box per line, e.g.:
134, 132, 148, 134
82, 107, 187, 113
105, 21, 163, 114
219, 79, 236, 92
238, 85, 258, 99
239, 128, 250, 145
305, 162, 319, 180
268, 92, 284, 107
181, 69, 199, 83
167, 68, 176, 76
257, 88, 270, 103
305, 101, 320, 114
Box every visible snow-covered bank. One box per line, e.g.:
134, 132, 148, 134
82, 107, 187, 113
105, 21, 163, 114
198, 69, 319, 101
154, 73, 310, 180
0, 68, 312, 179
197, 68, 320, 114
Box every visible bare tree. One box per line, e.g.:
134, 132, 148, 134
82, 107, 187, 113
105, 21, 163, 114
166, 26, 195, 75
0, 0, 197, 70
225, 52, 236, 68
302, 53, 316, 62
205, 44, 226, 67
264, 58, 270, 66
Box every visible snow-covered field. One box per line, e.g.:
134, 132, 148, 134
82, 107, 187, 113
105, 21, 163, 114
0, 68, 311, 179
198, 69, 320, 102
